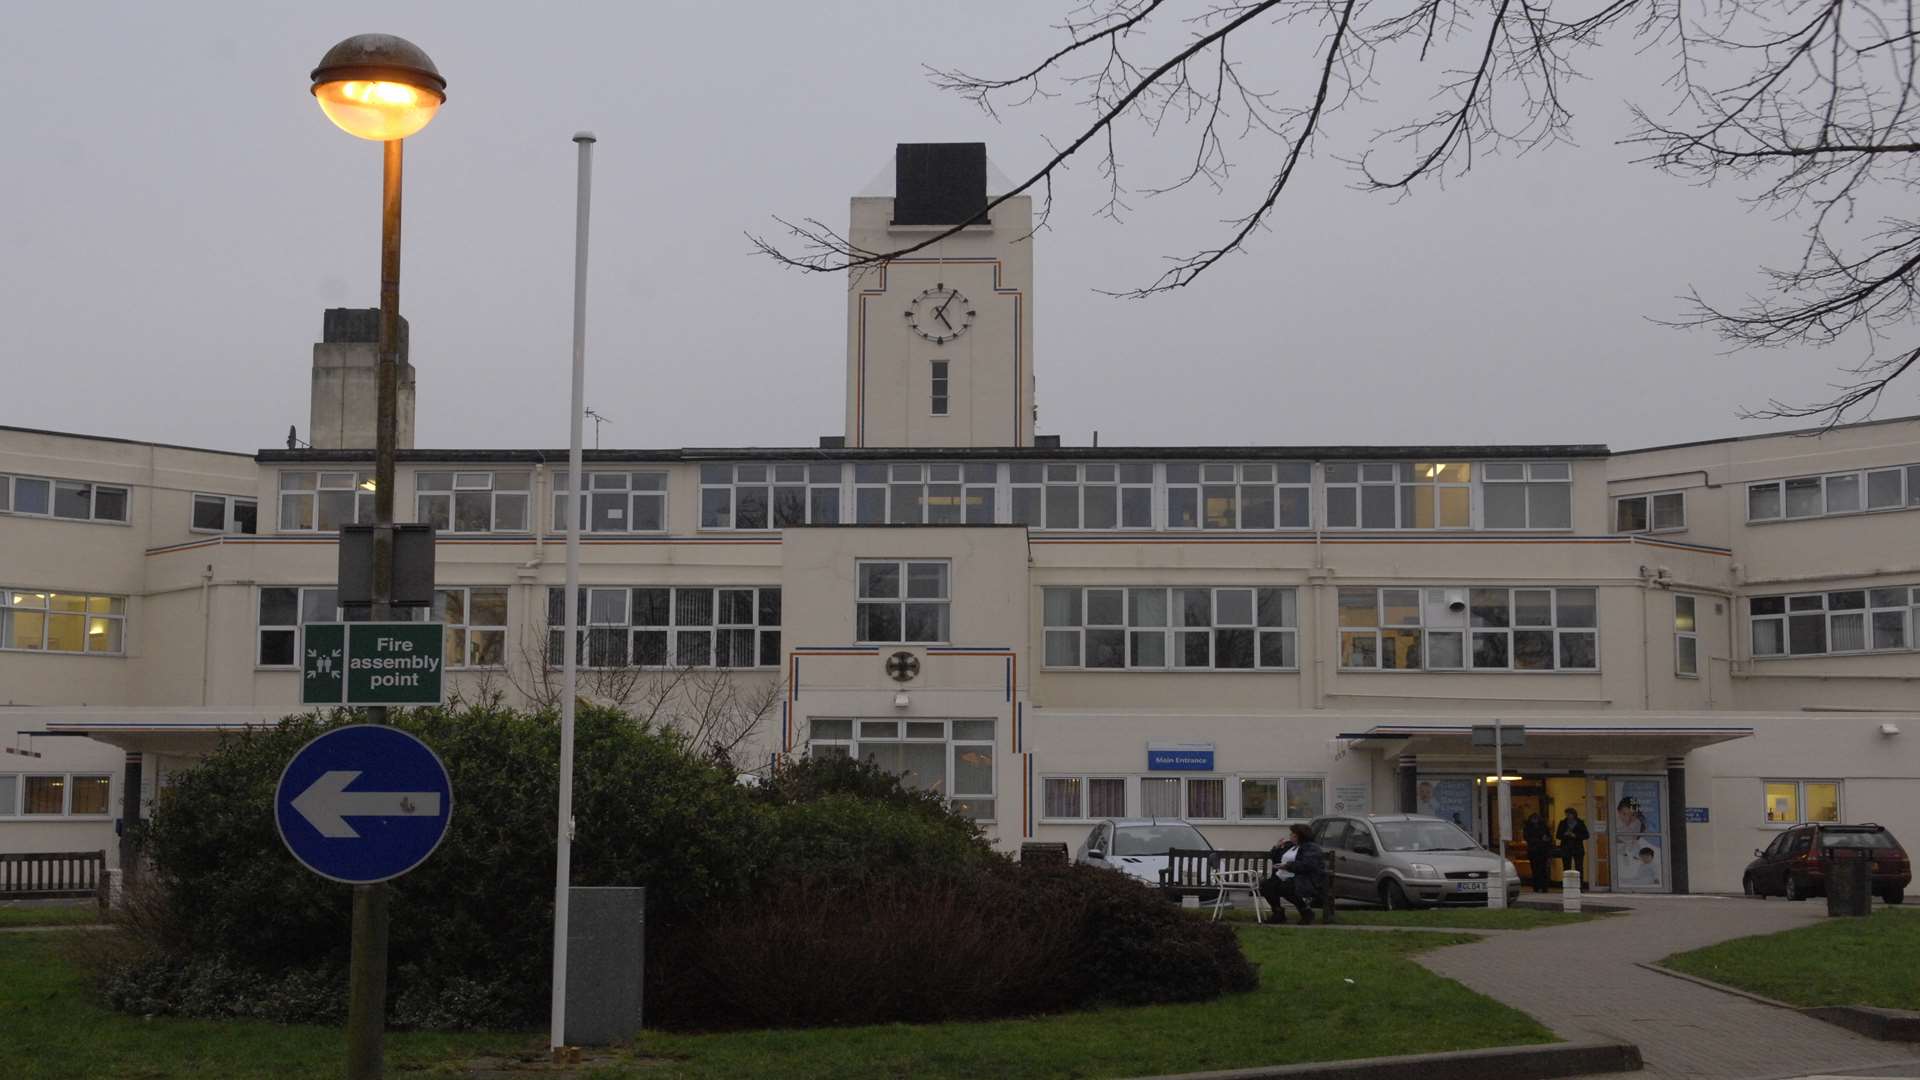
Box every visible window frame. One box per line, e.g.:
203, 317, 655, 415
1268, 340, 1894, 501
546, 585, 782, 670
1324, 461, 1474, 530
855, 560, 952, 644
1746, 465, 1918, 523
1615, 491, 1687, 534
930, 359, 950, 416
808, 718, 995, 821
1163, 462, 1312, 531
1, 589, 127, 655
435, 586, 509, 669
553, 469, 668, 534
1674, 594, 1699, 678
1039, 775, 1130, 821
0, 474, 130, 525
1336, 585, 1599, 672
1749, 586, 1917, 658
1041, 586, 1298, 671
1480, 461, 1574, 530
14, 773, 112, 817
416, 469, 532, 534
1762, 779, 1842, 826
278, 470, 374, 533
255, 586, 340, 669
191, 492, 259, 535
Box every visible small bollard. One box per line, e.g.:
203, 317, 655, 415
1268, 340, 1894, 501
1562, 870, 1582, 913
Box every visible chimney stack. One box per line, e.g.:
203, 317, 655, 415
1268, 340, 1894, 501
308, 308, 415, 450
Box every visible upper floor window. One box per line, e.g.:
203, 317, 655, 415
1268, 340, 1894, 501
1165, 463, 1310, 530
1616, 491, 1685, 533
1326, 462, 1471, 529
192, 493, 258, 534
417, 471, 530, 533
2, 590, 126, 654
1338, 586, 1597, 671
1483, 462, 1572, 529
931, 360, 950, 416
279, 471, 371, 532
857, 463, 994, 525
1750, 586, 1916, 657
546, 585, 780, 669
257, 586, 339, 667
1041, 586, 1297, 670
856, 560, 950, 643
1011, 463, 1151, 530
1675, 595, 1698, 677
702, 463, 839, 529
0, 475, 129, 524
553, 470, 666, 533
1747, 465, 1920, 522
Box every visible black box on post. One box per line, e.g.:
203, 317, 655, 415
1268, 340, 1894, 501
338, 524, 436, 611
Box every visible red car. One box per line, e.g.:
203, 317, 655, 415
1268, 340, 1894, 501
1743, 823, 1910, 904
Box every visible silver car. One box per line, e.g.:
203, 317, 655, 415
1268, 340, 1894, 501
1312, 813, 1521, 909
1073, 818, 1216, 889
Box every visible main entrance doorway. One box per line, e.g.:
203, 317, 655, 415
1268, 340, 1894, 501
1424, 772, 1671, 892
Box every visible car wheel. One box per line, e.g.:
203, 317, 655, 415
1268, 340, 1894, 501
1381, 879, 1415, 911
1883, 889, 1905, 906
1743, 874, 1760, 898
1786, 875, 1806, 902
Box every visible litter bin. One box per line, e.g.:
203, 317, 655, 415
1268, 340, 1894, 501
1825, 850, 1872, 917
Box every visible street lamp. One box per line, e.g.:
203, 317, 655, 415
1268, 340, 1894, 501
309, 33, 444, 1080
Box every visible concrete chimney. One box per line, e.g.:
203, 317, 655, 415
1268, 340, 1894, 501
309, 308, 415, 450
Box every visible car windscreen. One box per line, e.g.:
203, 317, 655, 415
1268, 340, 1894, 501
1819, 828, 1899, 850
1375, 820, 1482, 853
1111, 824, 1211, 856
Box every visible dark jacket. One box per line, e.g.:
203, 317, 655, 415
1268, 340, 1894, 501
1523, 819, 1553, 850
1286, 840, 1329, 900
1555, 816, 1590, 855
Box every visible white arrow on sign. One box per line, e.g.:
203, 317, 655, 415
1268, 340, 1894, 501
291, 770, 443, 839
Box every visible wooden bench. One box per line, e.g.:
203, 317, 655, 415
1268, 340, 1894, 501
1161, 846, 1342, 922
1, 850, 109, 911
1019, 841, 1070, 866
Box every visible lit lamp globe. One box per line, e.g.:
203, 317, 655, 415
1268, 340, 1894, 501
310, 34, 446, 141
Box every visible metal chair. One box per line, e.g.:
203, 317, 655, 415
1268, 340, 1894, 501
1209, 866, 1268, 924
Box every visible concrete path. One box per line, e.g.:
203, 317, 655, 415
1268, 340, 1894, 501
1416, 894, 1920, 1079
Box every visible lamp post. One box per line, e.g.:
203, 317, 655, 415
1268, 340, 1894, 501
309, 34, 445, 1080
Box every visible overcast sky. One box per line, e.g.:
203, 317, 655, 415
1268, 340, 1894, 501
3, 2, 1900, 455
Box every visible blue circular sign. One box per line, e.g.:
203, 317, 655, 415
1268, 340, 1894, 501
274, 725, 454, 885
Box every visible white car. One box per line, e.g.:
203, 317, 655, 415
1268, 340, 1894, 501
1073, 818, 1217, 888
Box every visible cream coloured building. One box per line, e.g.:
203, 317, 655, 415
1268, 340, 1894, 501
3, 143, 1917, 898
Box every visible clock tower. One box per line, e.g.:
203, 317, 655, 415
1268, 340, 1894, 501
844, 143, 1035, 448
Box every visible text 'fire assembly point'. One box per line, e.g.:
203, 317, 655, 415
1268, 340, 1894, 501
302, 623, 445, 706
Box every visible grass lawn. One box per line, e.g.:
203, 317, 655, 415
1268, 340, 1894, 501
1202, 904, 1602, 930
0, 926, 1551, 1080
1662, 908, 1920, 1010
0, 904, 104, 929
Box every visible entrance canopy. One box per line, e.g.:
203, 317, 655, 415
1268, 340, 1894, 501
28, 706, 288, 757
1339, 718, 1756, 763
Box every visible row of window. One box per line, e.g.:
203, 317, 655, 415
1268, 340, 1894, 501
272, 461, 1581, 534
0, 474, 129, 524
1042, 587, 1298, 670
1, 590, 126, 654
0, 773, 112, 816
1748, 464, 1920, 523
1338, 587, 1599, 671
256, 586, 510, 669
1750, 586, 1920, 658
808, 718, 995, 820
1040, 773, 1327, 822
546, 586, 783, 669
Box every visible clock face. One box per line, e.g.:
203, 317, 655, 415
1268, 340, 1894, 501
904, 283, 975, 345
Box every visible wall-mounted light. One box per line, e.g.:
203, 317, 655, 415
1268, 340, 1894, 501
893, 693, 911, 709
1881, 723, 1901, 737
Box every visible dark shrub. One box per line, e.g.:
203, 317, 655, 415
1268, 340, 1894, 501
650, 860, 1257, 1031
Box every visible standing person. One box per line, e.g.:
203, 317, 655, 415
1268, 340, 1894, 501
1281, 822, 1328, 925
1259, 835, 1297, 923
1557, 807, 1590, 882
1523, 812, 1555, 893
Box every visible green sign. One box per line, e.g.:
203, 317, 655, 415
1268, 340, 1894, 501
302, 623, 444, 706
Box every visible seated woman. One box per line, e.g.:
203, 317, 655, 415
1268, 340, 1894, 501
1259, 822, 1326, 924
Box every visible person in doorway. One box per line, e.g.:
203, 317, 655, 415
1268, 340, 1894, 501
1523, 812, 1555, 892
1557, 807, 1590, 882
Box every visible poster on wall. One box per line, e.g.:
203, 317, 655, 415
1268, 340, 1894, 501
1332, 784, 1370, 814
1418, 778, 1475, 831
1613, 778, 1665, 889
1614, 779, 1663, 836
1616, 834, 1664, 888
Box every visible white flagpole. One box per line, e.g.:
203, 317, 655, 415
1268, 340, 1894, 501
550, 130, 595, 1051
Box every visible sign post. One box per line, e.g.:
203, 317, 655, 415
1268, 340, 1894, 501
1471, 723, 1525, 909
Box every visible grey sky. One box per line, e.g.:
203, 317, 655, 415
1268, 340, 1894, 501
1, 2, 1888, 455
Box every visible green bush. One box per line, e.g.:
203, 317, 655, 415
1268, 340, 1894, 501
106, 705, 1254, 1032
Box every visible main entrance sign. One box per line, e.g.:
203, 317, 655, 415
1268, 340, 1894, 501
302, 622, 445, 706
275, 725, 454, 884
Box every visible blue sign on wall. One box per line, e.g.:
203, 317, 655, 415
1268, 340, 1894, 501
274, 725, 454, 885
1147, 743, 1215, 771
1684, 806, 1710, 824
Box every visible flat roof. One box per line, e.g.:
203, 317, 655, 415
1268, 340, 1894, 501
0, 423, 253, 459
257, 444, 1613, 464
1618, 412, 1920, 455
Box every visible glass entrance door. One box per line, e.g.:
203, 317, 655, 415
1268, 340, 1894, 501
1542, 776, 1604, 889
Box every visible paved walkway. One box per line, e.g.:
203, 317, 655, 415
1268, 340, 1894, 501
1415, 894, 1920, 1079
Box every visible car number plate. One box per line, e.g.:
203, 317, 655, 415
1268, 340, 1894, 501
1455, 881, 1487, 892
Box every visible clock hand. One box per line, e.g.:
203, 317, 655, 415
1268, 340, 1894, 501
936, 308, 953, 330
934, 290, 957, 321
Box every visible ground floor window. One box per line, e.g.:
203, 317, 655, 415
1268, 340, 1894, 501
1764, 779, 1840, 824
808, 718, 994, 820
1042, 776, 1128, 819
1241, 776, 1327, 820
1043, 772, 1327, 822
5, 773, 110, 816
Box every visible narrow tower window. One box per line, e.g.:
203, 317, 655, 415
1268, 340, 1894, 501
931, 359, 950, 416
